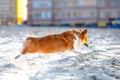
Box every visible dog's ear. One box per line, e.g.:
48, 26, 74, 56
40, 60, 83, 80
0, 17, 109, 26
26, 37, 35, 41
81, 29, 87, 35
27, 37, 32, 40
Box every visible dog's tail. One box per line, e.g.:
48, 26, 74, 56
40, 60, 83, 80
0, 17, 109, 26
15, 54, 23, 59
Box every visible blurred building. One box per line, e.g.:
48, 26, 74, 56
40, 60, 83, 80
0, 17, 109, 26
0, 0, 17, 25
27, 0, 120, 26
27, 0, 52, 25
0, 0, 27, 25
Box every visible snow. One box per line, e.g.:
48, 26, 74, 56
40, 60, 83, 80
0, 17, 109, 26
0, 26, 120, 80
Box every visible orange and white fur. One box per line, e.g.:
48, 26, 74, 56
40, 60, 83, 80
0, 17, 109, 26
15, 29, 89, 59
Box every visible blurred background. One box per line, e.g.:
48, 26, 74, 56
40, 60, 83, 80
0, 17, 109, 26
0, 0, 120, 28
0, 1, 120, 79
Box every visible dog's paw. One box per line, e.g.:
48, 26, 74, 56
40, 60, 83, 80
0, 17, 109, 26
73, 49, 83, 54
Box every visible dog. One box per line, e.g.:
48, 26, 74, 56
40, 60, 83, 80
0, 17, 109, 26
15, 29, 89, 59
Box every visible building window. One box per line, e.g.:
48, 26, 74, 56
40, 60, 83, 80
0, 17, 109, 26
62, 0, 68, 7
62, 12, 76, 18
54, 1, 60, 8
118, 11, 120, 17
41, 12, 52, 19
32, 12, 52, 19
33, 1, 52, 8
79, 0, 97, 6
63, 0, 75, 7
73, 0, 77, 6
33, 1, 40, 8
99, 11, 106, 18
108, 11, 117, 18
73, 12, 76, 17
91, 11, 94, 17
79, 0, 83, 6
90, 11, 97, 17
67, 12, 71, 18
32, 13, 41, 19
110, 0, 120, 6
80, 11, 91, 18
97, 0, 105, 7
47, 12, 52, 18
62, 12, 66, 18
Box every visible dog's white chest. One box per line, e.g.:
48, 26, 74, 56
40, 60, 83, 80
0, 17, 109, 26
73, 33, 81, 49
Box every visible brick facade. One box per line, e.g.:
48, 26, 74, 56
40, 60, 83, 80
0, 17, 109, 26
0, 0, 17, 25
27, 0, 120, 25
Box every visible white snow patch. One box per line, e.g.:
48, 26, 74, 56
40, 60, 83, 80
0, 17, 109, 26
0, 26, 120, 80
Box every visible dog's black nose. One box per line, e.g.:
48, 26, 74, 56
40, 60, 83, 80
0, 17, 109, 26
84, 43, 89, 47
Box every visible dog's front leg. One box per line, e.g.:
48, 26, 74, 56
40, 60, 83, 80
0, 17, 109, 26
73, 38, 83, 54
73, 47, 83, 54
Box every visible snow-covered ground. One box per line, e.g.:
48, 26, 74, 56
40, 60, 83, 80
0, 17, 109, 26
0, 26, 120, 80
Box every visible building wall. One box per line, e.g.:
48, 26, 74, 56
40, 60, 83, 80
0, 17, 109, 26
28, 0, 52, 25
107, 0, 120, 18
57, 0, 99, 24
0, 0, 27, 25
27, 0, 120, 25
0, 0, 17, 25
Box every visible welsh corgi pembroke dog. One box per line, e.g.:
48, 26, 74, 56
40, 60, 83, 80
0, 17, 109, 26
15, 29, 89, 59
